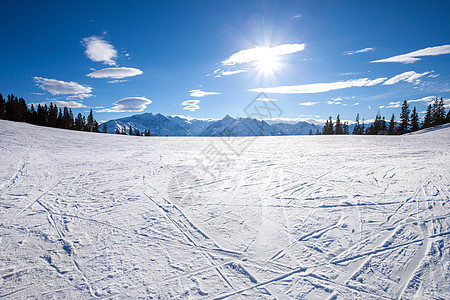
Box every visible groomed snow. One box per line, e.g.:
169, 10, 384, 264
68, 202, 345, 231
0, 119, 449, 299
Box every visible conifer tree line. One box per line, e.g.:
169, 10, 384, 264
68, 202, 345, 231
113, 124, 152, 136
0, 93, 99, 132
320, 98, 449, 135
0, 93, 153, 136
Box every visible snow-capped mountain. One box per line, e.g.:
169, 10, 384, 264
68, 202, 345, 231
101, 113, 323, 136
102, 113, 214, 136
199, 115, 279, 136
271, 121, 322, 135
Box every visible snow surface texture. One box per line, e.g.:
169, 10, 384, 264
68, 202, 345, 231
0, 120, 449, 299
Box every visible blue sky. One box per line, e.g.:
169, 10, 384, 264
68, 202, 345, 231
1, 0, 449, 123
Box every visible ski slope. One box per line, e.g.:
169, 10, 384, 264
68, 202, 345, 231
0, 120, 449, 299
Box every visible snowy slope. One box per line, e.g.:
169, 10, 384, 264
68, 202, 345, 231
0, 119, 449, 299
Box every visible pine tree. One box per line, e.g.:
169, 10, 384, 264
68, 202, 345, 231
102, 123, 108, 133
388, 113, 396, 135
29, 104, 38, 124
322, 116, 334, 135
343, 122, 349, 134
381, 116, 387, 134
0, 93, 5, 119
309, 129, 313, 135
56, 108, 63, 128
410, 107, 420, 132
17, 97, 28, 122
447, 110, 450, 124
115, 127, 121, 134
129, 125, 133, 136
315, 129, 321, 135
422, 104, 432, 129
74, 113, 84, 131
86, 109, 96, 132
48, 103, 58, 127
69, 109, 75, 129
399, 100, 410, 134
37, 104, 47, 125
352, 113, 363, 135
431, 98, 445, 126
335, 114, 343, 134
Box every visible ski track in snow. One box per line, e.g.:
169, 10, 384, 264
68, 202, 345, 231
0, 120, 449, 299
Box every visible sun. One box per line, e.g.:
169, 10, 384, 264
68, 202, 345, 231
255, 48, 280, 75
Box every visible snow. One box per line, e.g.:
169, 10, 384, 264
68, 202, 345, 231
0, 119, 449, 299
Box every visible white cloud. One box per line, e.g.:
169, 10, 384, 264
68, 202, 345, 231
384, 96, 445, 109
189, 89, 219, 97
219, 69, 248, 76
371, 45, 450, 64
82, 36, 118, 66
293, 14, 302, 19
97, 97, 152, 112
249, 77, 386, 94
379, 105, 385, 109
353, 102, 359, 106
327, 100, 341, 105
107, 79, 128, 84
383, 71, 429, 85
222, 44, 305, 65
407, 96, 436, 103
34, 77, 93, 95
29, 100, 86, 108
298, 102, 318, 106
386, 101, 401, 108
87, 67, 143, 79
67, 93, 93, 100
181, 100, 200, 111
344, 47, 374, 55
256, 97, 277, 102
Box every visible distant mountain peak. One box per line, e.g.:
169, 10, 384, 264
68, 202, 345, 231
102, 112, 321, 136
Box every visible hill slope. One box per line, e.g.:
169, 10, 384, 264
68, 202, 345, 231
0, 120, 449, 299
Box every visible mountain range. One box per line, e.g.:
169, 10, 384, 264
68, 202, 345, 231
101, 113, 323, 136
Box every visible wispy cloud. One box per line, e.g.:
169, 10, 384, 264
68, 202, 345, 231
222, 44, 305, 65
87, 67, 143, 79
181, 100, 200, 111
371, 45, 450, 64
298, 101, 318, 106
189, 89, 219, 97
386, 101, 401, 108
383, 71, 429, 85
344, 47, 374, 55
292, 14, 302, 19
384, 96, 442, 109
338, 71, 371, 76
217, 69, 248, 77
67, 93, 93, 100
107, 79, 128, 84
97, 97, 152, 112
249, 77, 387, 94
34, 77, 92, 96
28, 100, 86, 108
256, 97, 277, 102
82, 36, 118, 66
